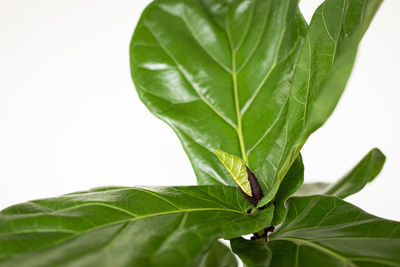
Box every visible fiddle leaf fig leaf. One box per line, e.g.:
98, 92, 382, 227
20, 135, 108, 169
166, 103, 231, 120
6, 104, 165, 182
0, 186, 273, 267
214, 149, 251, 197
296, 148, 386, 199
130, 0, 307, 193
232, 195, 400, 267
323, 148, 385, 198
130, 0, 382, 207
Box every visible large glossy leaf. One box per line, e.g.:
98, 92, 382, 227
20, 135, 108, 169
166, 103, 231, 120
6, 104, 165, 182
296, 148, 385, 198
130, 0, 382, 207
130, 0, 306, 194
232, 195, 400, 267
0, 186, 273, 267
261, 0, 383, 206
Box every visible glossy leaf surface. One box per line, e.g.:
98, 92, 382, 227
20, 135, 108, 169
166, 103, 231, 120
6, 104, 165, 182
232, 195, 400, 267
130, 0, 306, 195
0, 186, 273, 267
296, 148, 385, 198
130, 0, 382, 206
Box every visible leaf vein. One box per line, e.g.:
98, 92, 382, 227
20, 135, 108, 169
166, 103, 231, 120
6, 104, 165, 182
144, 24, 238, 130
181, 8, 232, 74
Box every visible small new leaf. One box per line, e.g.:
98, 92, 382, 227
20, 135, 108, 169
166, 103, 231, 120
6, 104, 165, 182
214, 149, 251, 197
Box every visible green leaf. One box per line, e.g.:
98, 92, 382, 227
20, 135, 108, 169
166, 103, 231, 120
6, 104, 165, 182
270, 195, 400, 266
0, 186, 273, 267
214, 149, 251, 197
199, 240, 238, 267
292, 0, 383, 141
232, 195, 400, 267
270, 154, 304, 226
130, 0, 382, 207
296, 148, 386, 199
130, 0, 307, 192
272, 0, 383, 205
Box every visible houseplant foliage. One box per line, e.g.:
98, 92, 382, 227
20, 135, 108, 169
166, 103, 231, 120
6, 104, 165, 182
1, 0, 399, 266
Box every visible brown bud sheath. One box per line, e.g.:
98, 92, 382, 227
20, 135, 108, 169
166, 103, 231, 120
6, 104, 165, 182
246, 166, 263, 206
239, 187, 258, 206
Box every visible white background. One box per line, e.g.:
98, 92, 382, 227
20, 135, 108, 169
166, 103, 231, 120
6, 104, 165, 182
0, 0, 399, 221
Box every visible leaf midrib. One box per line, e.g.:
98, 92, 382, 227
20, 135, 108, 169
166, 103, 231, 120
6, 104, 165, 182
0, 206, 247, 262
225, 15, 247, 162
2, 206, 247, 237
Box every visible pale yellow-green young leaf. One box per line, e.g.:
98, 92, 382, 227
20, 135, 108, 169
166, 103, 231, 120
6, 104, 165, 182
214, 149, 252, 197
